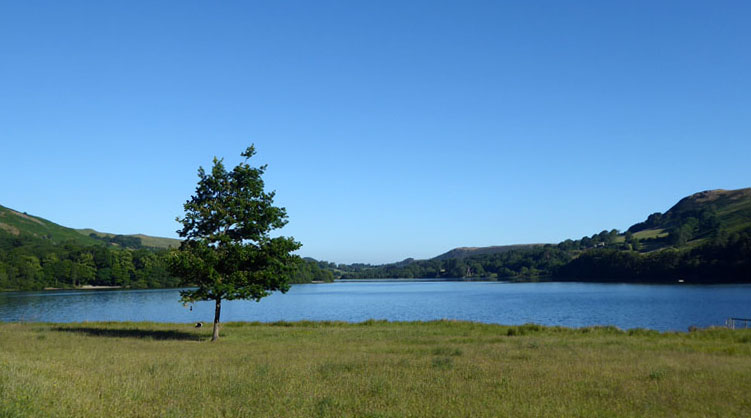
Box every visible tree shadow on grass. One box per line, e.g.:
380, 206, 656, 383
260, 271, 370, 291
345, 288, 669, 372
52, 326, 203, 341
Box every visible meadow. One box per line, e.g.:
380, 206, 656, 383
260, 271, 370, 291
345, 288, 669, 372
1, 321, 750, 417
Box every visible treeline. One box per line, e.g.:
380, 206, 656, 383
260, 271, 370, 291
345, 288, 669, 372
0, 233, 334, 291
88, 233, 145, 249
3, 199, 749, 289
555, 228, 751, 283
0, 233, 179, 291
339, 246, 573, 281
290, 259, 335, 283
334, 227, 751, 284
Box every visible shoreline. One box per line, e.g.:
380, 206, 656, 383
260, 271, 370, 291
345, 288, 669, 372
77, 285, 123, 290
5, 278, 751, 294
39, 285, 123, 291
0, 319, 733, 333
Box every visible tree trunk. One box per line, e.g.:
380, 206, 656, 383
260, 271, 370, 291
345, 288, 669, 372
211, 298, 222, 342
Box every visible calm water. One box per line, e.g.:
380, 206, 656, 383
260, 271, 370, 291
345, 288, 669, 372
1, 281, 750, 331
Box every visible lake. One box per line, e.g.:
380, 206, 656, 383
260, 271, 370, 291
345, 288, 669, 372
1, 280, 750, 331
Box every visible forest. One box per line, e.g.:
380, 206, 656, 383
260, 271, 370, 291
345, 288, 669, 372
0, 233, 333, 291
3, 224, 750, 291
335, 227, 751, 284
556, 228, 751, 283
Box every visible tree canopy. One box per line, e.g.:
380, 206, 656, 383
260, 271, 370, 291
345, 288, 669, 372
169, 145, 301, 341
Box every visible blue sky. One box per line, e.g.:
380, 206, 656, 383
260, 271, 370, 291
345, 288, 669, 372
1, 1, 749, 264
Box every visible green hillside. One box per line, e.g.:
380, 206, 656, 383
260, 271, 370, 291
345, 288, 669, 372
669, 188, 751, 225
76, 229, 181, 250
433, 244, 542, 260
0, 205, 181, 250
0, 205, 100, 246
337, 188, 751, 282
631, 188, 751, 230
429, 188, 751, 260
0, 205, 183, 291
0, 205, 324, 291
627, 188, 751, 249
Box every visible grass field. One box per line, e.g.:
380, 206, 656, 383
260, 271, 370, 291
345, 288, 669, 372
632, 228, 669, 240
1, 321, 751, 417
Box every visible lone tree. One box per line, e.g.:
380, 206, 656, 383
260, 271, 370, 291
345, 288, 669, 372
169, 145, 301, 341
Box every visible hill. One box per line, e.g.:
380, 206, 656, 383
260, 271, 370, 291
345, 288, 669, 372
629, 188, 751, 233
433, 244, 543, 260
76, 229, 181, 250
667, 188, 751, 225
0, 204, 181, 250
0, 204, 184, 290
625, 188, 751, 250
0, 204, 325, 291
337, 187, 751, 282
0, 205, 100, 246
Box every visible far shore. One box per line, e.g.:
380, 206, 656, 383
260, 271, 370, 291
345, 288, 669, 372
41, 285, 123, 291
78, 285, 123, 290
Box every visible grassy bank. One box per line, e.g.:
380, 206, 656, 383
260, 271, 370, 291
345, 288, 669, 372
1, 321, 750, 417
